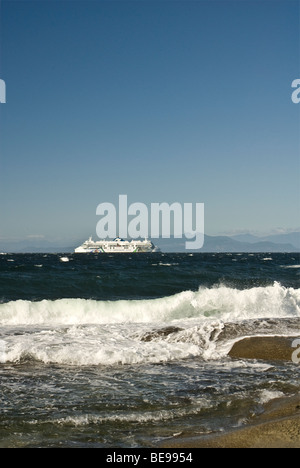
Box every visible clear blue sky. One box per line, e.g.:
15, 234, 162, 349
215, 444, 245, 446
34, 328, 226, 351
0, 0, 299, 243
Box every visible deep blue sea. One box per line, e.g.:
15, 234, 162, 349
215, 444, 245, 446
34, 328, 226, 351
0, 252, 299, 447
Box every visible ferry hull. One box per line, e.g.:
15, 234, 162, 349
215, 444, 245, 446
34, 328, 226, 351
74, 238, 157, 254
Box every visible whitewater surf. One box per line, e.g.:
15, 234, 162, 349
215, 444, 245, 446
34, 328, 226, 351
0, 252, 299, 447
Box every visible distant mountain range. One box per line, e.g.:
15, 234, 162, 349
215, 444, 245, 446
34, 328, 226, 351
155, 232, 300, 253
230, 232, 300, 249
0, 232, 299, 253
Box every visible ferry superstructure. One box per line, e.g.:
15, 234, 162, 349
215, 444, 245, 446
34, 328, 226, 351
74, 237, 157, 253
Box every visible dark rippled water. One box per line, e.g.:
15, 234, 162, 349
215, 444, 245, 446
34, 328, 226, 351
0, 253, 299, 447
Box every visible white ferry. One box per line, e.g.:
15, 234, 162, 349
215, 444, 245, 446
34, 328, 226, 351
74, 237, 157, 254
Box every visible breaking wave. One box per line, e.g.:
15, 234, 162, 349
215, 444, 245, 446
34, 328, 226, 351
0, 282, 299, 366
0, 282, 299, 326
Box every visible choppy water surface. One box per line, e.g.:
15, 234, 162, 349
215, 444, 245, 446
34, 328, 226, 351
0, 253, 299, 447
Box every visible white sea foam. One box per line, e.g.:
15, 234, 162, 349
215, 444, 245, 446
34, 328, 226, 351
0, 283, 299, 366
0, 282, 298, 327
1, 324, 202, 366
259, 389, 285, 404
29, 400, 213, 427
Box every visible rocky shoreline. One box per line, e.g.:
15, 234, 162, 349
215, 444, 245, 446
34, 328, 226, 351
160, 336, 300, 448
